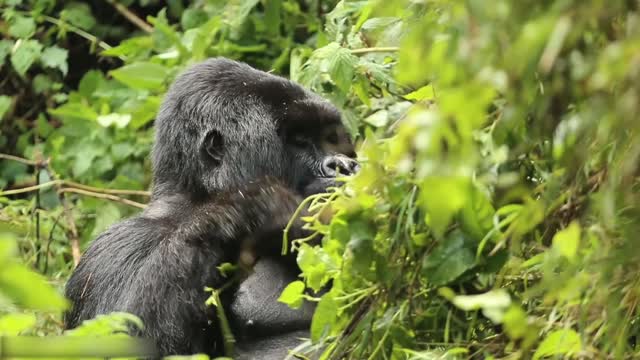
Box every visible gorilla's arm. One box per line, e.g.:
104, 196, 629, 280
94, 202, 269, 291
64, 179, 307, 356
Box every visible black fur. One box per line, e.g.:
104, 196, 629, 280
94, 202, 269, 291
64, 58, 357, 358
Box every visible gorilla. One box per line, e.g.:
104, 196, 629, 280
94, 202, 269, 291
64, 58, 358, 359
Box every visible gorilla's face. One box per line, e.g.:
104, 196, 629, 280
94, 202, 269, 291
283, 117, 359, 196
153, 58, 358, 198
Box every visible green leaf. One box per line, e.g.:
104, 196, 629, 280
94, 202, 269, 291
533, 329, 581, 360
60, 2, 96, 30
459, 184, 495, 241
41, 46, 69, 75
66, 312, 143, 336
9, 16, 36, 38
223, 0, 260, 28
404, 84, 435, 101
502, 306, 529, 340
10, 39, 43, 76
451, 289, 511, 324
0, 236, 67, 311
552, 221, 580, 262
0, 313, 36, 335
311, 294, 338, 342
181, 8, 208, 30
363, 110, 389, 128
97, 113, 132, 128
328, 46, 357, 93
110, 62, 169, 90
91, 203, 122, 239
297, 244, 336, 292
0, 40, 13, 63
0, 96, 12, 121
277, 280, 305, 309
418, 176, 470, 237
423, 230, 476, 285
49, 102, 98, 122
78, 70, 105, 97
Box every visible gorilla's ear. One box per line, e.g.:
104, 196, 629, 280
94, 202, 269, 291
201, 129, 224, 165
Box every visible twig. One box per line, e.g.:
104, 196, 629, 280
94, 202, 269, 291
0, 153, 39, 166
43, 213, 63, 274
105, 0, 154, 33
57, 186, 81, 267
42, 15, 114, 51
206, 288, 236, 357
351, 47, 400, 55
58, 188, 147, 209
0, 180, 62, 196
0, 180, 150, 197
63, 180, 150, 197
42, 170, 83, 266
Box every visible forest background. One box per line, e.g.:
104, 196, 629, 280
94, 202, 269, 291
1, 0, 639, 359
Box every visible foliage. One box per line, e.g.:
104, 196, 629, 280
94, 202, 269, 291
1, 0, 640, 359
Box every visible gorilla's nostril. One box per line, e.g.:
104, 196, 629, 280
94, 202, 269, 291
321, 156, 360, 177
321, 157, 339, 177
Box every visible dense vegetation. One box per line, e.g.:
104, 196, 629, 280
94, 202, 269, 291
1, 0, 640, 358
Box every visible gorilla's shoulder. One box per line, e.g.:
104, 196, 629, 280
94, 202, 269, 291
81, 216, 171, 259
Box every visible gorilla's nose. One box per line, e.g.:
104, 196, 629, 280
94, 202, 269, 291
322, 155, 360, 177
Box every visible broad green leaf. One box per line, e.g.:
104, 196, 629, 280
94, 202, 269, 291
91, 203, 122, 239
110, 62, 169, 90
552, 221, 580, 262
297, 244, 337, 292
0, 40, 13, 63
328, 46, 357, 93
10, 39, 43, 76
418, 176, 470, 237
404, 85, 435, 101
9, 16, 36, 38
459, 184, 495, 241
0, 234, 67, 311
423, 231, 476, 285
533, 329, 581, 359
60, 2, 96, 30
363, 110, 389, 128
97, 113, 132, 128
451, 289, 511, 323
0, 96, 12, 121
0, 313, 36, 335
78, 70, 105, 97
311, 294, 338, 342
49, 102, 98, 122
502, 306, 528, 340
181, 8, 208, 30
41, 46, 69, 75
277, 281, 305, 309
66, 312, 143, 336
223, 0, 260, 28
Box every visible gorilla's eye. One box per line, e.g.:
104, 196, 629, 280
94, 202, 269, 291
326, 131, 339, 145
289, 133, 312, 147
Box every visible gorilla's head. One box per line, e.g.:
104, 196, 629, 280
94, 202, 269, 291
151, 58, 358, 200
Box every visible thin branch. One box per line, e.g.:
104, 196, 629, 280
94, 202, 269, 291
63, 180, 150, 197
351, 47, 400, 55
0, 180, 150, 197
105, 0, 154, 33
58, 188, 147, 209
43, 213, 64, 274
0, 153, 40, 166
0, 180, 62, 196
42, 15, 114, 52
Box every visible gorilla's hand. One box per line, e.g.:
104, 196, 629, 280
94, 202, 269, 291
301, 177, 340, 197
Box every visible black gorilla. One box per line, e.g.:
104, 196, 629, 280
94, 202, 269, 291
64, 58, 358, 359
